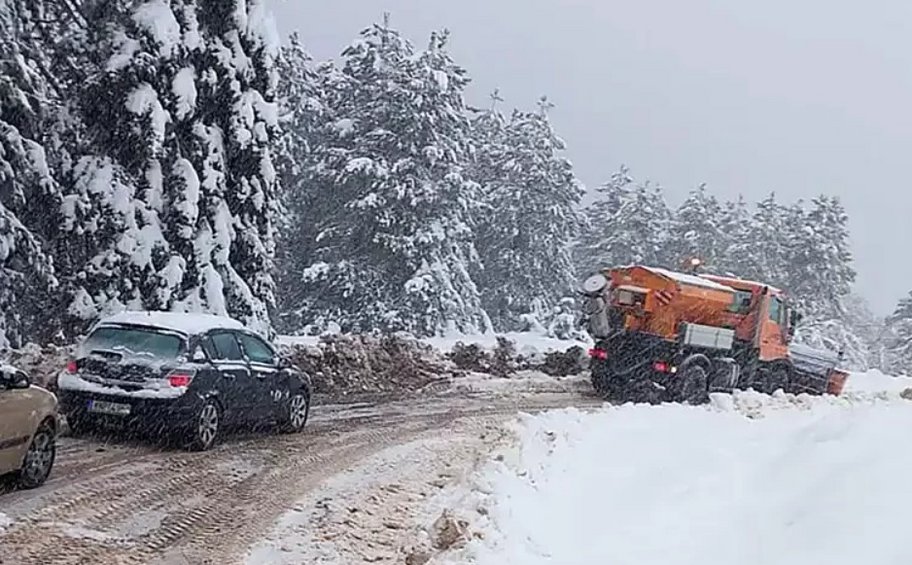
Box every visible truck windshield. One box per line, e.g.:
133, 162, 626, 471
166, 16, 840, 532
80, 326, 184, 360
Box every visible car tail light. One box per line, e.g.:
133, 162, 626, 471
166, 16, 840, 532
588, 348, 608, 360
66, 359, 77, 374
167, 371, 195, 388
653, 361, 670, 373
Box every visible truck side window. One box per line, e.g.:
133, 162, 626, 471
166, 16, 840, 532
769, 297, 783, 323
728, 291, 752, 313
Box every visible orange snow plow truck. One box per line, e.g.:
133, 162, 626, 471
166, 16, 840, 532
580, 265, 849, 404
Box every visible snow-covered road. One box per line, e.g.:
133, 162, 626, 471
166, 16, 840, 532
7, 364, 906, 565
440, 371, 912, 565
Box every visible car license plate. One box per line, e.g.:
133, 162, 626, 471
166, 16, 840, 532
87, 399, 131, 416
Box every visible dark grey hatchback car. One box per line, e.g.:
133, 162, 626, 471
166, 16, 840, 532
57, 311, 311, 450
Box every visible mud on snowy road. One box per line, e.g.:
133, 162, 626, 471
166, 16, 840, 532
0, 384, 600, 565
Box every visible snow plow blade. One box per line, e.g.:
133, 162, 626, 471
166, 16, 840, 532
788, 343, 848, 395
788, 343, 839, 376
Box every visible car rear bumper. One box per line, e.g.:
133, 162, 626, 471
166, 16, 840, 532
58, 389, 201, 433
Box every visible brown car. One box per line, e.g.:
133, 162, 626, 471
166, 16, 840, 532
0, 365, 58, 489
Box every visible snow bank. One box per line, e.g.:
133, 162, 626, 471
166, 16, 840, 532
446, 388, 912, 565
449, 370, 591, 396
277, 333, 453, 395
424, 331, 590, 357
0, 343, 72, 389
842, 368, 912, 394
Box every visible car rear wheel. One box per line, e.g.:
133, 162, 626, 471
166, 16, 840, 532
186, 400, 221, 451
19, 421, 56, 489
280, 392, 310, 434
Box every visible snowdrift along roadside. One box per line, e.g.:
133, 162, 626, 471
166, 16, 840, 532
443, 380, 912, 565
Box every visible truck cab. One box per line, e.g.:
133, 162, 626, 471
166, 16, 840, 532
703, 275, 797, 363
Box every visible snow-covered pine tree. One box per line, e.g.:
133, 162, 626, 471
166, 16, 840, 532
0, 0, 61, 347
790, 196, 855, 313
573, 164, 635, 274
273, 33, 332, 331
42, 0, 176, 330
714, 195, 750, 276
58, 0, 281, 334
186, 0, 282, 334
730, 192, 791, 288
600, 176, 673, 268
885, 292, 912, 375
788, 195, 858, 364
667, 183, 724, 271
472, 96, 584, 332
291, 20, 489, 336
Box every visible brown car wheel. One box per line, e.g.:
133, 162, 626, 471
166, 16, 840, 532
19, 421, 56, 489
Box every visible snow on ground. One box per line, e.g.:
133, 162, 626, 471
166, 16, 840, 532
439, 376, 912, 565
245, 419, 512, 565
0, 512, 11, 533
447, 370, 591, 396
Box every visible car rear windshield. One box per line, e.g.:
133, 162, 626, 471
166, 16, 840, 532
81, 326, 184, 360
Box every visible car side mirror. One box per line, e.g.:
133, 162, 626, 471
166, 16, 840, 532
277, 357, 294, 370
0, 368, 30, 390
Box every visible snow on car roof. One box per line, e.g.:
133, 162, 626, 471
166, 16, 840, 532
96, 311, 246, 335
641, 266, 735, 293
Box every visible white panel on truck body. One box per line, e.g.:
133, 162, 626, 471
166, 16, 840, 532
682, 323, 735, 350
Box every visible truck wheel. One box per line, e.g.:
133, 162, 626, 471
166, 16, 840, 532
709, 361, 738, 393
590, 361, 616, 399
591, 372, 610, 396
679, 364, 710, 405
755, 366, 789, 395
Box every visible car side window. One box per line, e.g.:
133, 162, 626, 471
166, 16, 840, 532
238, 333, 276, 365
208, 332, 244, 361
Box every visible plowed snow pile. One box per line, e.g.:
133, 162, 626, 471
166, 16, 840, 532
443, 376, 912, 565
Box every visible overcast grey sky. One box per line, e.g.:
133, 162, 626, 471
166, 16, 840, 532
267, 0, 911, 315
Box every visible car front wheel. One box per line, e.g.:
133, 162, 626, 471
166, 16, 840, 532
19, 421, 56, 489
